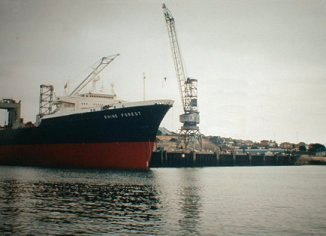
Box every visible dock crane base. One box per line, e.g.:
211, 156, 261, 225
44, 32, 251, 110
177, 129, 203, 151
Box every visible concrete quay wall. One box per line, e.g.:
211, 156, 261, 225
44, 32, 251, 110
150, 151, 297, 168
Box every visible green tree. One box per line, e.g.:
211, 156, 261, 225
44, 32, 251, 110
308, 143, 325, 155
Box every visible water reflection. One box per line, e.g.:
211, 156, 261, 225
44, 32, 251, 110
178, 171, 202, 235
2, 167, 324, 235
32, 182, 161, 234
0, 169, 162, 235
0, 180, 31, 234
153, 169, 203, 235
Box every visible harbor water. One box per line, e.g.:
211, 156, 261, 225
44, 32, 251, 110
0, 166, 325, 235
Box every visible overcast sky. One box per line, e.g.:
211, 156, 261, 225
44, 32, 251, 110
0, 0, 325, 144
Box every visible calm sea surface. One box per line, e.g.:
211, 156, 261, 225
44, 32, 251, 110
0, 166, 325, 235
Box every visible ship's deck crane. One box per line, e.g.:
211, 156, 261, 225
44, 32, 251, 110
162, 3, 202, 150
69, 54, 120, 96
38, 54, 120, 119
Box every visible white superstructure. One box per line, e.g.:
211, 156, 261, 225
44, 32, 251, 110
37, 55, 174, 122
54, 90, 122, 114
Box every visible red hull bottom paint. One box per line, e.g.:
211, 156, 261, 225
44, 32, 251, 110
0, 142, 154, 170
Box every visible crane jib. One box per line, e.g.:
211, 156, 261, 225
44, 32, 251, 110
162, 3, 202, 150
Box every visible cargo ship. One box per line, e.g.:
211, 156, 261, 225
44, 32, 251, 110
0, 55, 173, 170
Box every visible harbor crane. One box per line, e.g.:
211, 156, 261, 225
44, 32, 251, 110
0, 99, 21, 129
162, 3, 202, 150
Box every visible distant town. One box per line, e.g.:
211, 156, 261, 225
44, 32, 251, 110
156, 127, 326, 158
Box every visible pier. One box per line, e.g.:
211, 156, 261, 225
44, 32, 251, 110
150, 151, 298, 167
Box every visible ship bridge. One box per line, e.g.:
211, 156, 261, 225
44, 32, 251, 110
0, 99, 22, 129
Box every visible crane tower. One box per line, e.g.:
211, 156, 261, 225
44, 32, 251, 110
162, 4, 202, 150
